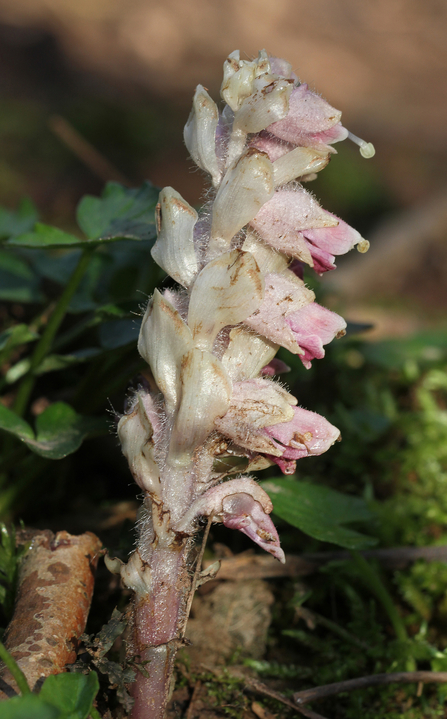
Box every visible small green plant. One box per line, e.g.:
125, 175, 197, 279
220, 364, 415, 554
0, 523, 28, 623
0, 642, 100, 719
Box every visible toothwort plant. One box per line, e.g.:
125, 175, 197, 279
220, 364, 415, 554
115, 50, 375, 719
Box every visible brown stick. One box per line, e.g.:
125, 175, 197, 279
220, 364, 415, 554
49, 115, 131, 185
203, 545, 447, 581
242, 676, 329, 719
0, 529, 102, 698
293, 671, 447, 705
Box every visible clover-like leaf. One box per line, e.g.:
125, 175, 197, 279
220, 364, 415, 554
6, 224, 82, 249
0, 197, 39, 241
0, 404, 34, 443
261, 478, 376, 549
0, 403, 107, 460
76, 181, 159, 241
0, 694, 61, 719
39, 671, 99, 719
0, 250, 43, 303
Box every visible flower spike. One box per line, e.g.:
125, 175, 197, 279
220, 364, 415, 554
117, 50, 374, 719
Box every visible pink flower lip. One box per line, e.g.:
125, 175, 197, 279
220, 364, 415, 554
222, 492, 285, 562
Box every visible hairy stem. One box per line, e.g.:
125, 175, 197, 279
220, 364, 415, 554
129, 540, 193, 719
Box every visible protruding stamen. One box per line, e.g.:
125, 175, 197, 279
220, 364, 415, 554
347, 131, 376, 159
357, 238, 370, 253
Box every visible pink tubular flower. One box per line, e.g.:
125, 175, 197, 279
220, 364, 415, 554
250, 188, 364, 273
261, 358, 291, 376
244, 272, 346, 365
266, 83, 348, 151
287, 302, 347, 368
222, 492, 284, 562
265, 405, 341, 475
214, 379, 340, 476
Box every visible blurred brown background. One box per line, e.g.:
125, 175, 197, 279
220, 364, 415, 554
0, 0, 446, 331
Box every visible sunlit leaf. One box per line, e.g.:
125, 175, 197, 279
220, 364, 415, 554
261, 478, 376, 549
39, 671, 99, 719
0, 694, 61, 719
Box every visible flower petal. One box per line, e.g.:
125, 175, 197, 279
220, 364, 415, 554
287, 302, 347, 368
169, 349, 232, 464
265, 405, 340, 459
215, 378, 296, 455
173, 476, 284, 562
222, 492, 285, 562
188, 249, 264, 351
210, 148, 274, 254
245, 272, 314, 354
221, 326, 278, 382
233, 78, 293, 135
267, 83, 345, 150
221, 51, 257, 111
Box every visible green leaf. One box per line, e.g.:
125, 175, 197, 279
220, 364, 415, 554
34, 348, 102, 375
361, 330, 447, 370
39, 672, 99, 719
0, 404, 34, 442
98, 318, 139, 349
0, 694, 61, 719
0, 324, 39, 353
261, 478, 376, 549
6, 223, 83, 249
27, 403, 107, 459
0, 198, 39, 241
0, 250, 43, 303
76, 181, 158, 241
0, 403, 107, 459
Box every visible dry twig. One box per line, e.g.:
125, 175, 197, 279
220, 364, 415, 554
293, 671, 447, 705
49, 115, 131, 185
242, 675, 328, 719
204, 545, 447, 581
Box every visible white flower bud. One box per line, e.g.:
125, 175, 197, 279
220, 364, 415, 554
151, 188, 198, 288
138, 290, 193, 413
184, 85, 221, 186
210, 148, 274, 253
188, 249, 264, 350
221, 51, 257, 111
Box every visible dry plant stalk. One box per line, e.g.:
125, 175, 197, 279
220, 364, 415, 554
0, 529, 102, 699
113, 49, 374, 719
